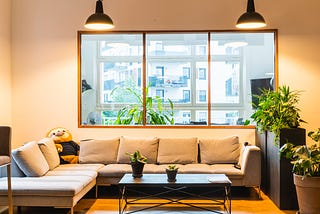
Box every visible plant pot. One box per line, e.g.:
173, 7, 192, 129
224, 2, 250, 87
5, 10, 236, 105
294, 174, 320, 214
258, 128, 305, 210
130, 161, 145, 178
166, 169, 178, 182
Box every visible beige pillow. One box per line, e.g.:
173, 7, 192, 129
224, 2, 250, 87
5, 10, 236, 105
237, 142, 250, 167
199, 136, 240, 164
12, 141, 49, 177
117, 136, 159, 164
79, 138, 120, 164
38, 138, 60, 170
157, 137, 198, 164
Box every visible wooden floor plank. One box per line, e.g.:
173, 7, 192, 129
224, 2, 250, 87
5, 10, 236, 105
0, 187, 298, 214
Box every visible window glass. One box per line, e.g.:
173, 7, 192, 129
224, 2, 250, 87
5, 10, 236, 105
146, 33, 208, 125
81, 34, 143, 125
211, 110, 239, 125
79, 31, 276, 127
210, 61, 240, 104
209, 32, 275, 125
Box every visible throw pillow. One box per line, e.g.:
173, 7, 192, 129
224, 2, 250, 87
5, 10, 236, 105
117, 136, 159, 164
79, 138, 120, 164
237, 142, 250, 168
12, 141, 49, 177
38, 138, 60, 170
199, 136, 240, 164
157, 137, 198, 164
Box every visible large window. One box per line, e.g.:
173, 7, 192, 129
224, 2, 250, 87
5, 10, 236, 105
78, 31, 277, 127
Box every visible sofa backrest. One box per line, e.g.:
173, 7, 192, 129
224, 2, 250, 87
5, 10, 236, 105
79, 138, 120, 164
78, 136, 243, 165
198, 136, 240, 164
157, 137, 198, 164
117, 136, 159, 164
1, 138, 61, 178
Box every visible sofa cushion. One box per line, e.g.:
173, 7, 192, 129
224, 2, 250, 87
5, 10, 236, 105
54, 163, 104, 172
237, 142, 247, 168
199, 136, 240, 164
178, 164, 214, 174
12, 141, 49, 177
79, 138, 119, 164
38, 138, 60, 170
46, 170, 98, 179
210, 164, 244, 176
98, 164, 132, 178
98, 164, 186, 178
117, 136, 159, 164
0, 175, 93, 196
157, 137, 198, 164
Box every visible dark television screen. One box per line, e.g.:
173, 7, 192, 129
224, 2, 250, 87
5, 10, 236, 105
250, 78, 273, 108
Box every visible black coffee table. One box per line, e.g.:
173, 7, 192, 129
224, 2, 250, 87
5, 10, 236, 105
118, 173, 231, 214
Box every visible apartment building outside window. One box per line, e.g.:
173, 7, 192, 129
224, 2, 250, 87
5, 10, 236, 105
79, 31, 276, 127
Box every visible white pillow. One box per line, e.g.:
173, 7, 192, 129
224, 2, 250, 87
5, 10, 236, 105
38, 138, 60, 170
79, 138, 120, 164
199, 136, 240, 164
12, 141, 49, 177
117, 136, 159, 164
157, 137, 198, 164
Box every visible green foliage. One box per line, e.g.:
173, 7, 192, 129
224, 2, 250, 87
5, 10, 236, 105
250, 85, 305, 143
126, 151, 147, 164
112, 85, 174, 125
308, 128, 320, 142
167, 165, 178, 171
280, 141, 320, 177
243, 119, 251, 126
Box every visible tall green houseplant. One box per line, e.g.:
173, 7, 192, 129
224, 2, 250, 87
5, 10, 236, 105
251, 85, 305, 143
111, 85, 174, 125
251, 85, 306, 210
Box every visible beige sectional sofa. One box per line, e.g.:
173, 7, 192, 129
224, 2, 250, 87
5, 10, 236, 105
0, 135, 261, 213
0, 138, 104, 214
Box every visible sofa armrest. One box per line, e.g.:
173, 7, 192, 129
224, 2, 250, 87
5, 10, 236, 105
0, 154, 25, 178
240, 145, 261, 187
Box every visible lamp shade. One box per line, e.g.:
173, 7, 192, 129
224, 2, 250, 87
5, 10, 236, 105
85, 0, 114, 30
236, 0, 266, 29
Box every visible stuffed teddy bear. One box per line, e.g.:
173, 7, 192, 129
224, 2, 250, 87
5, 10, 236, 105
46, 127, 80, 164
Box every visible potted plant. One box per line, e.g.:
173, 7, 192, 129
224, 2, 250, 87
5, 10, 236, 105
112, 85, 174, 125
308, 128, 320, 142
251, 85, 306, 209
279, 129, 320, 214
126, 151, 147, 178
166, 165, 178, 182
251, 85, 305, 144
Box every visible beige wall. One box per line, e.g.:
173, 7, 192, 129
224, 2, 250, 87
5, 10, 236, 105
7, 0, 320, 147
0, 0, 12, 126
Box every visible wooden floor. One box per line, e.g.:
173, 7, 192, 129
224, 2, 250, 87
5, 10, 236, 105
0, 187, 297, 214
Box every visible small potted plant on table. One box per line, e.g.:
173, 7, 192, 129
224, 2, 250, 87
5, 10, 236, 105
279, 128, 320, 214
166, 165, 178, 182
126, 150, 147, 178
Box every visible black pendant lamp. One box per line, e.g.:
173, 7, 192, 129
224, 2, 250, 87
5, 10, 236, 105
236, 0, 266, 29
85, 0, 114, 30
